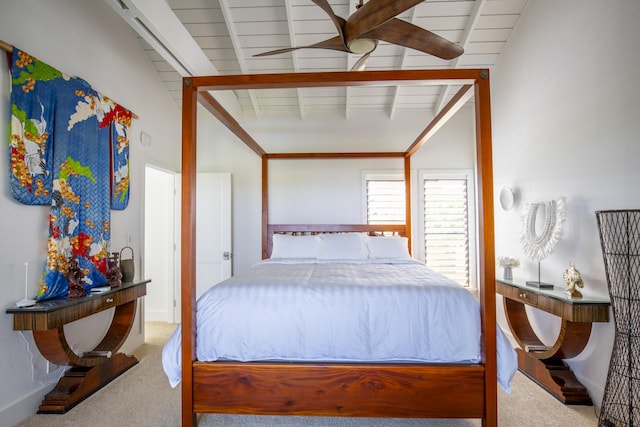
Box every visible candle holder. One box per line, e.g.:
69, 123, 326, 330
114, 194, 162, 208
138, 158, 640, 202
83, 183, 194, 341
16, 262, 36, 307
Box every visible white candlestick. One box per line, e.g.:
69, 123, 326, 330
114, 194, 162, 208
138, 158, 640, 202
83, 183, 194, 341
16, 262, 35, 307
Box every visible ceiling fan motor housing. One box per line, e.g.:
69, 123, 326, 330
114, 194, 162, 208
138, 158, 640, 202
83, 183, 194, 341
348, 38, 377, 54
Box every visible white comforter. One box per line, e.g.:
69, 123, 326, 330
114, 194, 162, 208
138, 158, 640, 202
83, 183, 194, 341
162, 259, 517, 391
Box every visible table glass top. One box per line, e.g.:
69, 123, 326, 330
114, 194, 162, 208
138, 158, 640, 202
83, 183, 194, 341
497, 279, 611, 305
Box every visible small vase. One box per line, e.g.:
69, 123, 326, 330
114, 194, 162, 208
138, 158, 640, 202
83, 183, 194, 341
120, 246, 135, 282
503, 266, 513, 281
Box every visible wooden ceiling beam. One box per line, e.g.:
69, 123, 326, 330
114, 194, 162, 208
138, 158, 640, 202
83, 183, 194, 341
218, 0, 262, 118
433, 0, 486, 115
196, 90, 266, 157
389, 6, 418, 119
188, 69, 478, 91
405, 83, 474, 157
283, 0, 306, 119
265, 152, 405, 159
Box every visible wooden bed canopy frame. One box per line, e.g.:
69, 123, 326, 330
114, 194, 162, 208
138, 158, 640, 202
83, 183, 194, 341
181, 69, 496, 426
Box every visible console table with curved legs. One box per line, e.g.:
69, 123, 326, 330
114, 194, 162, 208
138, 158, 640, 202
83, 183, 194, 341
6, 279, 149, 413
497, 279, 610, 405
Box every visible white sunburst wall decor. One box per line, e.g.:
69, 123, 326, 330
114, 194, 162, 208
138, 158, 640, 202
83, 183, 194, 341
520, 196, 567, 288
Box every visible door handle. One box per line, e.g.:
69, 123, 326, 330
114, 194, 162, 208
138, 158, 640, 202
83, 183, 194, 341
223, 252, 231, 260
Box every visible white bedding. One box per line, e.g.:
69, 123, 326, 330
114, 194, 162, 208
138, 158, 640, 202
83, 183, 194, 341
162, 259, 517, 391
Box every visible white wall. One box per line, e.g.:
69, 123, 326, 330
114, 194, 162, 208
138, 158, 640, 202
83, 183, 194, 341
491, 0, 640, 408
0, 1, 180, 424
196, 104, 476, 273
7, 0, 631, 421
196, 112, 264, 274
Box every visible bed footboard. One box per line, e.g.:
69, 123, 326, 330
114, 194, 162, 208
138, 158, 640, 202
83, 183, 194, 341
192, 361, 485, 418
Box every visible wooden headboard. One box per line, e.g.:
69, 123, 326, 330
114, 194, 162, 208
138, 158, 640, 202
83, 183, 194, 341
264, 224, 407, 259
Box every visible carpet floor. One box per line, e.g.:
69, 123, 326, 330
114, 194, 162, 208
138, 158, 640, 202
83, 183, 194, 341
16, 322, 599, 427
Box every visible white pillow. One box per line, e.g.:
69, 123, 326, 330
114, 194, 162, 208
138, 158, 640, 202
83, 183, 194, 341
366, 236, 411, 259
316, 233, 369, 260
270, 234, 319, 258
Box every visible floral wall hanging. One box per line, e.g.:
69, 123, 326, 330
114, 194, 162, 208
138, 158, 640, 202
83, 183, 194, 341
8, 47, 132, 300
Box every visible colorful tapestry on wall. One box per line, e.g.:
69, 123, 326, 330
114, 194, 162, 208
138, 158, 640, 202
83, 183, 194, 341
8, 47, 132, 300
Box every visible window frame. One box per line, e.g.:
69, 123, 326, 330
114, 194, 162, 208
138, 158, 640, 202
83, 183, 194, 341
417, 169, 477, 289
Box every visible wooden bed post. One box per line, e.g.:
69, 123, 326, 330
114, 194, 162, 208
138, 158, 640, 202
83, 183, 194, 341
403, 155, 412, 253
474, 70, 497, 427
262, 156, 269, 259
181, 77, 198, 427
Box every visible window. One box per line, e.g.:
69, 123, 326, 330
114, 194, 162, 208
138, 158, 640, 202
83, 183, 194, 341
365, 175, 405, 224
421, 172, 475, 287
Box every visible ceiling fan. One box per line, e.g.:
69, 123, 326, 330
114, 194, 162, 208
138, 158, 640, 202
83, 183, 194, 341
254, 0, 464, 71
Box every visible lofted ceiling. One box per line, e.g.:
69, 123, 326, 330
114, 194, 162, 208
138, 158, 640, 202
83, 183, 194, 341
109, 0, 529, 121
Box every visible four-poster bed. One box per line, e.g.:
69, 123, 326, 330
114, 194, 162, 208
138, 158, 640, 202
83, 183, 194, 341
178, 69, 502, 426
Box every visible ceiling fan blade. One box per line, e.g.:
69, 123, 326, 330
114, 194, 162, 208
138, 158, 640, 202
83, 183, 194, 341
363, 18, 464, 60
344, 0, 424, 43
351, 52, 371, 72
311, 0, 347, 49
253, 47, 302, 57
253, 36, 349, 57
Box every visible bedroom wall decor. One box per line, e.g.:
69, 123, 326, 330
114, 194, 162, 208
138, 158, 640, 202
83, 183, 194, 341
520, 196, 567, 288
596, 210, 640, 427
6, 45, 134, 301
499, 186, 516, 211
562, 261, 584, 298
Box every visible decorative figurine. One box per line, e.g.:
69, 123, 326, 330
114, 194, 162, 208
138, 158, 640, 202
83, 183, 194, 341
67, 256, 86, 298
107, 252, 123, 287
562, 261, 584, 298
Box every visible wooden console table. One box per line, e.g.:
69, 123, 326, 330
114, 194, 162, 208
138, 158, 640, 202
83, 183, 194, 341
497, 279, 610, 405
6, 279, 149, 413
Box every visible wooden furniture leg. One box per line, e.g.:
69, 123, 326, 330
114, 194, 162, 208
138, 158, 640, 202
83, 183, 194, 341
503, 298, 593, 405
33, 300, 139, 413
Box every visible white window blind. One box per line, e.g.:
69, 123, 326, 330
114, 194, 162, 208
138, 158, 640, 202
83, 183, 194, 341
366, 179, 405, 224
423, 178, 469, 286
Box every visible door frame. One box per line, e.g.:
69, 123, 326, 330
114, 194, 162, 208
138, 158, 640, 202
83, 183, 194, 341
143, 160, 180, 323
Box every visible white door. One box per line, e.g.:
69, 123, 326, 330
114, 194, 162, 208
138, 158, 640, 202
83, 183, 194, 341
143, 165, 177, 322
194, 173, 232, 300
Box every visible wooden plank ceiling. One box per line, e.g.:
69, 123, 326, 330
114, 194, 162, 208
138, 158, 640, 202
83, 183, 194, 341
109, 0, 529, 120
